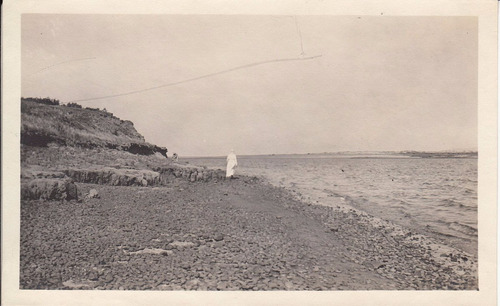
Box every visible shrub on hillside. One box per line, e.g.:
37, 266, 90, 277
23, 97, 60, 106
85, 107, 100, 112
67, 102, 82, 109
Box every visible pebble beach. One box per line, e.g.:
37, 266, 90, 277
20, 174, 477, 290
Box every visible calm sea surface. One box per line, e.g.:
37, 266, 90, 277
185, 155, 477, 255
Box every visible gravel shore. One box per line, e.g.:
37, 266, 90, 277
20, 177, 477, 290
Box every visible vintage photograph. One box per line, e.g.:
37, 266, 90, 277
18, 14, 480, 292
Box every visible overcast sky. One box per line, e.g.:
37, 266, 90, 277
22, 15, 477, 156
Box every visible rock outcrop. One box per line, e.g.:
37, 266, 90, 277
61, 166, 230, 187
63, 168, 161, 187
153, 166, 227, 184
21, 170, 78, 201
21, 178, 78, 201
20, 165, 234, 201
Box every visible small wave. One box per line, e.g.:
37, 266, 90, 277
435, 219, 477, 236
321, 189, 362, 207
463, 188, 476, 194
440, 198, 460, 207
458, 203, 477, 212
438, 199, 477, 212
448, 222, 478, 236
463, 178, 478, 183
396, 199, 410, 206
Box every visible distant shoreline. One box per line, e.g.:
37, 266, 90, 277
182, 151, 478, 159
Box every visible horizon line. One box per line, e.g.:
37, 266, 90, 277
179, 149, 479, 158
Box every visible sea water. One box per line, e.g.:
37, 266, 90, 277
185, 154, 477, 255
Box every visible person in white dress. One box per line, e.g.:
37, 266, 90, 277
226, 150, 238, 178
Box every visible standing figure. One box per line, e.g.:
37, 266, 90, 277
226, 150, 238, 178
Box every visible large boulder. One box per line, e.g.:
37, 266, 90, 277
21, 178, 78, 201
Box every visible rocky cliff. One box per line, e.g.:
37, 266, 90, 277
21, 98, 167, 156
20, 98, 238, 201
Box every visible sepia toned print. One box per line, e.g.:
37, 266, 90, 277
18, 13, 481, 291
18, 14, 479, 292
2, 0, 495, 303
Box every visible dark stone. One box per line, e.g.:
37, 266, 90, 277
65, 181, 78, 200
104, 274, 114, 283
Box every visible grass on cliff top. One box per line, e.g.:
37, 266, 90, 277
21, 99, 145, 147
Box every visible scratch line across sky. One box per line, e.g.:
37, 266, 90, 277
30, 57, 97, 76
67, 55, 322, 103
294, 16, 305, 55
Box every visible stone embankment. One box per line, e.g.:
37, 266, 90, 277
21, 166, 231, 201
152, 166, 227, 184
62, 166, 228, 186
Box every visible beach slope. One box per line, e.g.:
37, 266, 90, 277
21, 177, 477, 290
